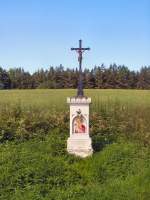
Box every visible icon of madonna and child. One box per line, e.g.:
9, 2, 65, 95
73, 109, 87, 134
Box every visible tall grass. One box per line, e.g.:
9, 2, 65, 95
0, 89, 150, 199
0, 89, 150, 145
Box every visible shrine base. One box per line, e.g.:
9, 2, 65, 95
67, 135, 93, 158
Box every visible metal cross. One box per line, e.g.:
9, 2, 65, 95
71, 40, 90, 97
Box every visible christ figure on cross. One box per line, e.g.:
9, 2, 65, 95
71, 40, 90, 97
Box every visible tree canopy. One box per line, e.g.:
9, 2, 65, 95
0, 64, 150, 89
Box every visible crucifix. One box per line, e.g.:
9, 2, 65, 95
71, 40, 90, 97
67, 40, 93, 157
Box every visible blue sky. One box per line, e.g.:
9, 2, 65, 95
0, 0, 149, 73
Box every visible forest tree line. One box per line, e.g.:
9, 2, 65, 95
0, 64, 150, 89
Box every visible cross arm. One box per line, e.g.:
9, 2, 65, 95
71, 48, 79, 50
71, 47, 90, 51
83, 47, 90, 51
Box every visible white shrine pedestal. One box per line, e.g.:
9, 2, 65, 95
67, 96, 93, 158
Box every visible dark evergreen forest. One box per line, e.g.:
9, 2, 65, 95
0, 64, 150, 89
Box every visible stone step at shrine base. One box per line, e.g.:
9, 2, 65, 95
67, 135, 93, 158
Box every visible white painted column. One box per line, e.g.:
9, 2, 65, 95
67, 97, 93, 157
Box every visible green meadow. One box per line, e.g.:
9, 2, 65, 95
0, 89, 150, 111
0, 89, 150, 200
